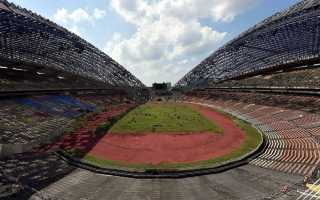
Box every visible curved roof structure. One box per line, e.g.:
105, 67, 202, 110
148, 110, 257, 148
0, 0, 144, 88
175, 0, 320, 88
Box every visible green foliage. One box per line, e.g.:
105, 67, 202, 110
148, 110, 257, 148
67, 148, 84, 158
109, 103, 223, 134
95, 121, 112, 136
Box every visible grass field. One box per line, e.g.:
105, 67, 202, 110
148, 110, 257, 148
82, 107, 263, 171
109, 103, 223, 134
82, 104, 263, 171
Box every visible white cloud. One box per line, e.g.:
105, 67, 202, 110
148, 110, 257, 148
53, 7, 107, 35
69, 25, 82, 35
54, 8, 92, 24
53, 8, 69, 24
94, 8, 107, 19
68, 8, 92, 23
105, 0, 259, 86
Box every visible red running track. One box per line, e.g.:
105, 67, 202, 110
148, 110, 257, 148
88, 104, 246, 165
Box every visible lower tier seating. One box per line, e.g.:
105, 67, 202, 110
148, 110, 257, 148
183, 94, 320, 176
0, 101, 137, 198
0, 93, 137, 153
0, 152, 76, 199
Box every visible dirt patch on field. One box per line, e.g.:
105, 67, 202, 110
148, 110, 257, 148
88, 104, 246, 165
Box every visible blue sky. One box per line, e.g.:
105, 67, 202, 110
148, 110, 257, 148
9, 0, 300, 86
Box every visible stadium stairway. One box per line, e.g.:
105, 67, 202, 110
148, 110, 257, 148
183, 96, 320, 177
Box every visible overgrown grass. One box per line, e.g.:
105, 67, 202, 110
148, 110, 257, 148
95, 121, 112, 137
82, 113, 263, 171
109, 103, 223, 134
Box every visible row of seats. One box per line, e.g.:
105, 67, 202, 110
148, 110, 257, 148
191, 90, 320, 115
76, 95, 124, 108
0, 99, 138, 198
16, 95, 95, 118
35, 103, 136, 153
0, 117, 69, 144
182, 94, 320, 176
0, 152, 75, 198
0, 100, 63, 144
212, 67, 320, 89
0, 94, 128, 145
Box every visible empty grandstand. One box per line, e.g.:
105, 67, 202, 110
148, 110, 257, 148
1, 0, 320, 200
0, 0, 144, 91
0, 0, 149, 198
175, 0, 320, 90
174, 0, 320, 199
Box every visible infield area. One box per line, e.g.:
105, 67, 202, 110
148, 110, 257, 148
110, 103, 223, 133
82, 103, 262, 171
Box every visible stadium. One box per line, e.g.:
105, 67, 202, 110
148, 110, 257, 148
0, 0, 320, 199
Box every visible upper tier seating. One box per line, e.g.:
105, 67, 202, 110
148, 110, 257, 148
212, 67, 320, 89
190, 91, 320, 114
0, 63, 115, 92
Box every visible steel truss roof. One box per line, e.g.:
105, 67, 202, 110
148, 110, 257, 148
0, 0, 144, 88
175, 0, 320, 89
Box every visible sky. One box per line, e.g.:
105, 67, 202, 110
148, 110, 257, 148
8, 0, 300, 86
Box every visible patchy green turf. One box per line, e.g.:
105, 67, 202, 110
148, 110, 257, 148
82, 113, 263, 171
109, 103, 223, 134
